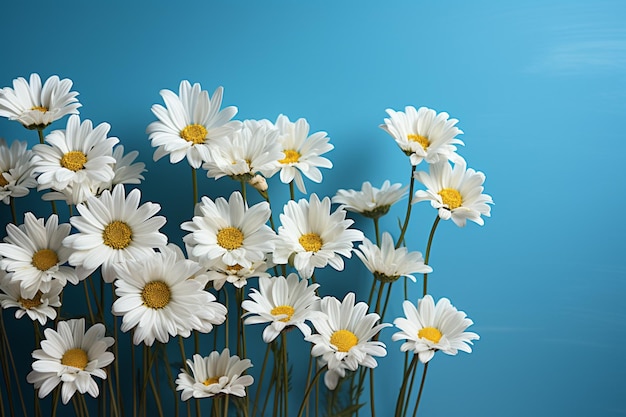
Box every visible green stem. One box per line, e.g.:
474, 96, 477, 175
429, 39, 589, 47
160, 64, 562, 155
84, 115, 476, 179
281, 332, 289, 417
252, 343, 272, 417
402, 356, 419, 417
9, 197, 17, 224
396, 164, 417, 249
161, 347, 179, 417
192, 167, 198, 208
240, 179, 247, 202
296, 365, 327, 417
422, 216, 441, 296
289, 181, 295, 201
411, 362, 429, 417
369, 368, 377, 417
373, 217, 380, 246
394, 354, 418, 417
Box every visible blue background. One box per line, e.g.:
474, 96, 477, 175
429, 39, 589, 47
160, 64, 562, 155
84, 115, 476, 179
1, 0, 625, 416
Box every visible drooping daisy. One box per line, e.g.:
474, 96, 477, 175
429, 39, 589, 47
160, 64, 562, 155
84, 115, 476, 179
147, 80, 241, 168
0, 138, 37, 204
0, 278, 62, 325
0, 213, 79, 298
380, 106, 464, 166
332, 180, 407, 219
273, 194, 364, 279
111, 248, 227, 346
306, 292, 389, 390
26, 318, 114, 404
242, 273, 325, 343
0, 73, 81, 129
203, 256, 273, 290
181, 191, 276, 269
412, 159, 493, 227
63, 184, 168, 283
354, 232, 432, 283
175, 348, 253, 400
392, 295, 479, 364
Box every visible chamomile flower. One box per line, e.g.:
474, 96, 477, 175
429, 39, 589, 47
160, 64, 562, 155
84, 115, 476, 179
332, 180, 407, 219
26, 318, 114, 404
0, 213, 78, 298
392, 295, 479, 363
63, 184, 167, 283
307, 292, 389, 390
273, 194, 364, 279
380, 106, 464, 166
147, 80, 241, 168
0, 278, 62, 325
0, 73, 81, 129
354, 232, 432, 283
0, 138, 37, 204
242, 273, 324, 343
203, 257, 272, 290
175, 349, 254, 400
412, 159, 493, 227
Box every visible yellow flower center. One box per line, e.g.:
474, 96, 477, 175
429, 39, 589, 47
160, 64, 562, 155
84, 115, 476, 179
203, 376, 220, 386
227, 264, 244, 273
299, 233, 323, 252
31, 249, 59, 271
61, 348, 89, 370
180, 124, 207, 145
142, 281, 171, 309
270, 305, 295, 322
279, 149, 301, 164
216, 227, 244, 250
418, 326, 442, 343
102, 221, 132, 249
0, 172, 8, 187
60, 151, 87, 172
407, 133, 430, 150
438, 188, 463, 210
31, 106, 49, 113
330, 329, 358, 352
19, 291, 43, 309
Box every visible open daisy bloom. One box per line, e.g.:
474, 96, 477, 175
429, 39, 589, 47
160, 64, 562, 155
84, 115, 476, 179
0, 73, 81, 130
0, 278, 62, 325
0, 138, 37, 204
175, 349, 254, 400
26, 318, 114, 404
392, 295, 479, 364
332, 180, 407, 219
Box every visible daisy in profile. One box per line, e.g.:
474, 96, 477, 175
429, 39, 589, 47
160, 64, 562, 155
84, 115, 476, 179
392, 295, 479, 363
354, 232, 432, 283
63, 184, 167, 283
26, 318, 114, 404
242, 273, 324, 343
203, 257, 272, 290
0, 138, 37, 204
307, 292, 389, 390
147, 80, 241, 168
332, 180, 407, 219
181, 191, 276, 269
0, 213, 78, 298
175, 348, 253, 400
273, 194, 364, 279
380, 106, 464, 166
0, 73, 81, 129
0, 278, 63, 325
412, 159, 493, 227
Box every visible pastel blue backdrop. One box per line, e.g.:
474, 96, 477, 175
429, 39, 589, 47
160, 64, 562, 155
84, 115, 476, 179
1, 1, 625, 416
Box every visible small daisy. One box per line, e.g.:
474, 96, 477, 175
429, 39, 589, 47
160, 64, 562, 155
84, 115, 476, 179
0, 278, 62, 325
242, 273, 324, 343
181, 191, 276, 269
26, 318, 114, 404
412, 159, 493, 227
0, 213, 78, 298
307, 292, 389, 390
392, 295, 479, 363
107, 144, 147, 188
0, 138, 37, 204
40, 182, 99, 206
175, 349, 254, 400
147, 80, 241, 168
203, 256, 273, 290
354, 232, 432, 283
63, 184, 168, 283
380, 106, 464, 166
273, 194, 364, 279
0, 73, 81, 129
332, 180, 407, 219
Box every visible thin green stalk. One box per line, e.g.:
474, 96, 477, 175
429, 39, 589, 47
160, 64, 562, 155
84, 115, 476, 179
396, 164, 417, 249
9, 197, 17, 224
131, 335, 137, 417
297, 365, 327, 417
223, 289, 230, 349
369, 368, 377, 417
161, 347, 179, 417
402, 356, 419, 417
0, 313, 27, 417
422, 216, 441, 296
411, 362, 429, 417
281, 332, 289, 417
240, 179, 247, 201
289, 181, 295, 201
380, 281, 394, 322
107, 369, 120, 417
51, 387, 60, 417
72, 395, 84, 417
0, 372, 5, 417
0, 313, 16, 417
394, 354, 418, 417
252, 343, 272, 417
79, 394, 92, 417
222, 395, 229, 417
178, 336, 189, 372
83, 280, 96, 324
373, 217, 380, 246
192, 167, 198, 208
147, 355, 165, 417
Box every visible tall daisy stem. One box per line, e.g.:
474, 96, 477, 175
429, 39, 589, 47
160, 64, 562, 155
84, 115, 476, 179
411, 362, 429, 417
281, 332, 289, 417
252, 343, 272, 417
396, 165, 417, 249
296, 365, 327, 417
422, 216, 441, 296
191, 167, 198, 208
394, 354, 418, 417
9, 197, 17, 224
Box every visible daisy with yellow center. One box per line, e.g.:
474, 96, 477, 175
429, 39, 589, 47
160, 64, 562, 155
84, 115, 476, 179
203, 256, 273, 290
332, 180, 407, 219
0, 138, 37, 204
0, 278, 63, 325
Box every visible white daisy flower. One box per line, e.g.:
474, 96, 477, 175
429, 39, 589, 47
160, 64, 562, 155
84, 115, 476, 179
272, 114, 333, 193
40, 182, 99, 206
203, 257, 272, 290
0, 73, 81, 129
181, 191, 276, 269
0, 138, 37, 204
392, 295, 479, 364
354, 232, 432, 283
332, 180, 407, 219
306, 292, 389, 390
380, 106, 464, 166
273, 194, 364, 279
175, 348, 253, 400
0, 213, 79, 298
0, 278, 62, 325
412, 159, 493, 227
26, 318, 114, 404
147, 80, 241, 168
63, 184, 168, 283
242, 273, 324, 343
111, 248, 227, 346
